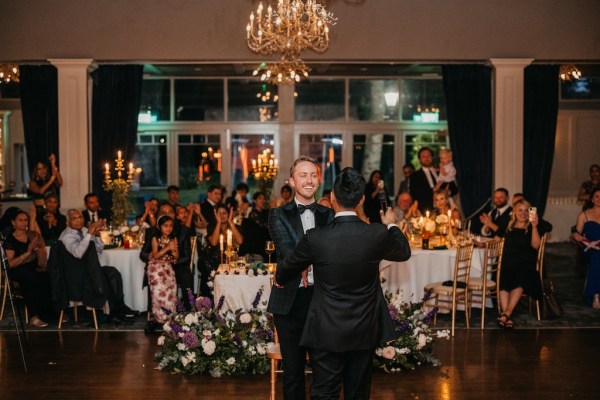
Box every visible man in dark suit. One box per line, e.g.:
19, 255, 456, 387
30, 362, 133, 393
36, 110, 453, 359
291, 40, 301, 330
268, 156, 334, 400
82, 193, 108, 227
479, 188, 512, 237
409, 147, 457, 213
200, 184, 223, 227
276, 167, 411, 400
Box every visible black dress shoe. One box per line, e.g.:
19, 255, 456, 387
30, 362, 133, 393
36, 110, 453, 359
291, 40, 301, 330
110, 315, 123, 325
119, 307, 140, 319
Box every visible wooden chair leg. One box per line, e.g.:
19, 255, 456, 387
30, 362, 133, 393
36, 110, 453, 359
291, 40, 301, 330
0, 281, 7, 320
92, 308, 98, 330
481, 289, 487, 330
535, 300, 541, 321
74, 302, 79, 322
58, 310, 64, 329
24, 306, 29, 323
270, 359, 277, 400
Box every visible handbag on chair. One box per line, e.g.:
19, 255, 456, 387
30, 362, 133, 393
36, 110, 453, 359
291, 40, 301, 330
541, 278, 563, 319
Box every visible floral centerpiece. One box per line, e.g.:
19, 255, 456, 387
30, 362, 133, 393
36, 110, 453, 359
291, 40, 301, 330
155, 288, 274, 376
374, 290, 450, 372
411, 214, 437, 239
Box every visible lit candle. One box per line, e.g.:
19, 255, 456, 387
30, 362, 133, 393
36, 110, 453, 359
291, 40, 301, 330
447, 209, 452, 218
105, 163, 109, 173
117, 150, 122, 160
425, 210, 430, 218
219, 234, 224, 251
227, 229, 232, 247
129, 162, 134, 175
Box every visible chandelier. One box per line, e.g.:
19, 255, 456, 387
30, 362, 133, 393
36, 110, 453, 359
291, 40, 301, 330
560, 65, 582, 81
251, 149, 279, 181
0, 64, 20, 84
246, 0, 336, 84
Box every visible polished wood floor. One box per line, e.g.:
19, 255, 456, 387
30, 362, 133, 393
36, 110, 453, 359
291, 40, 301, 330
0, 328, 596, 399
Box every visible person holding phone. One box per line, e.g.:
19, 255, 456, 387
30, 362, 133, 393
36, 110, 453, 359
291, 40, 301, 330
363, 170, 390, 224
497, 200, 548, 329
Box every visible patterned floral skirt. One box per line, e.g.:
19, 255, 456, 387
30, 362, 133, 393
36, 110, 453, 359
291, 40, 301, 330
147, 260, 177, 323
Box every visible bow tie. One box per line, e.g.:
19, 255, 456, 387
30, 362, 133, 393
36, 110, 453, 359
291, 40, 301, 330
298, 203, 317, 214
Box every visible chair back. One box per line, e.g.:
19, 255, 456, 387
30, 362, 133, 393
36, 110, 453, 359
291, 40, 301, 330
536, 233, 547, 279
453, 243, 475, 288
189, 235, 198, 274
484, 238, 504, 285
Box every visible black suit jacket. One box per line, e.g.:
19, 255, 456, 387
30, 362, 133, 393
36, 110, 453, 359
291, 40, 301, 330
276, 215, 411, 352
409, 169, 435, 212
267, 200, 333, 315
82, 209, 108, 226
200, 201, 217, 227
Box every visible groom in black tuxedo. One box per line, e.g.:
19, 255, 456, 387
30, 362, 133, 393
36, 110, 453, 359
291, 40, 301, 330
276, 167, 411, 400
268, 156, 334, 400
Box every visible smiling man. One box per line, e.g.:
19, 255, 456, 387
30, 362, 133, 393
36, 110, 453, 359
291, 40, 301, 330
267, 156, 334, 400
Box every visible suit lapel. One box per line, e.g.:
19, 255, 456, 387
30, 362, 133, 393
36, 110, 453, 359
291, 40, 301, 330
283, 202, 304, 240
315, 206, 331, 227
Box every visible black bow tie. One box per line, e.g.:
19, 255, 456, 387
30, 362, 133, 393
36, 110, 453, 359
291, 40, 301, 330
298, 203, 317, 214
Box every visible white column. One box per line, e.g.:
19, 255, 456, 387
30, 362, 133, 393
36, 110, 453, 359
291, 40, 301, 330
274, 84, 296, 190
0, 111, 12, 190
48, 59, 95, 210
490, 58, 533, 197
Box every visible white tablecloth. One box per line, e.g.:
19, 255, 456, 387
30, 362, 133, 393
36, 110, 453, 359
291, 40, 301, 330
98, 248, 147, 311
380, 247, 486, 303
213, 269, 272, 313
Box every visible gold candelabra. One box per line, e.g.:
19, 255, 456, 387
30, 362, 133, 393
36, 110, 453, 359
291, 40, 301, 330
198, 147, 222, 182
0, 65, 19, 84
103, 150, 140, 227
559, 64, 582, 81
104, 150, 136, 186
251, 149, 278, 181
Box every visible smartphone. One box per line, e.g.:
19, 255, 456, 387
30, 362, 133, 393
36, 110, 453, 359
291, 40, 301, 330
528, 207, 537, 221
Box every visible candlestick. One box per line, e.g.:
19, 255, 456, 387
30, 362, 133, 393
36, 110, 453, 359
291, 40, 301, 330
117, 150, 122, 160
219, 234, 224, 251
227, 229, 233, 247
425, 210, 430, 218
447, 209, 452, 218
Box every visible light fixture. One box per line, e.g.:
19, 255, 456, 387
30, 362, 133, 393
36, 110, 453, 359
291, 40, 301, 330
198, 147, 222, 182
246, 0, 336, 84
384, 91, 399, 107
560, 64, 582, 81
251, 148, 279, 181
0, 64, 19, 84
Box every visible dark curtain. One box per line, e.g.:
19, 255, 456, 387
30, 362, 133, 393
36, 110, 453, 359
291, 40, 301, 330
19, 65, 59, 175
523, 65, 560, 217
90, 65, 143, 215
442, 65, 494, 231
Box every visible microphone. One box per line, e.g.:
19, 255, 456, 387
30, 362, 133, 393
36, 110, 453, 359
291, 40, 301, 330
378, 190, 388, 212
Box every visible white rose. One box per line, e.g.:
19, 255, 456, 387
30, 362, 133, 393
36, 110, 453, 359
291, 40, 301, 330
119, 226, 130, 233
382, 346, 396, 360
242, 340, 248, 348
375, 348, 383, 357
184, 313, 198, 326
436, 330, 450, 339
186, 352, 196, 364
398, 347, 410, 355
181, 355, 190, 367
157, 336, 165, 346
177, 343, 187, 351
202, 340, 216, 356
226, 357, 236, 365
416, 333, 428, 350
239, 313, 252, 324
207, 281, 214, 288
247, 269, 255, 276
435, 214, 449, 224
163, 323, 172, 332
202, 330, 212, 337
213, 328, 220, 336
425, 219, 437, 232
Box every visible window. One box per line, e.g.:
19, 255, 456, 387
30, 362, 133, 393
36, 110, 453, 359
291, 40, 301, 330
178, 134, 222, 203
139, 79, 170, 122
561, 77, 600, 100
134, 132, 168, 187
299, 134, 343, 195
230, 134, 275, 195
174, 79, 224, 121
401, 79, 446, 122
295, 79, 345, 121
353, 134, 395, 190
349, 79, 400, 121
228, 80, 278, 122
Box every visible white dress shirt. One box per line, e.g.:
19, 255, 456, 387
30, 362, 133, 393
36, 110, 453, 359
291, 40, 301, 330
59, 226, 104, 259
296, 199, 316, 286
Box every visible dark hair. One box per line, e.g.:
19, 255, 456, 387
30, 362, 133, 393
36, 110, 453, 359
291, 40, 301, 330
214, 203, 228, 213
167, 185, 179, 193
253, 191, 266, 201
44, 192, 59, 202
159, 202, 176, 216
207, 184, 222, 193
417, 147, 433, 158
333, 167, 366, 209
495, 188, 509, 197
589, 164, 600, 173
11, 209, 29, 222
0, 207, 24, 232
402, 163, 415, 170
590, 187, 600, 200
84, 192, 98, 203
236, 182, 250, 193
280, 184, 292, 194
156, 215, 174, 229
148, 197, 160, 204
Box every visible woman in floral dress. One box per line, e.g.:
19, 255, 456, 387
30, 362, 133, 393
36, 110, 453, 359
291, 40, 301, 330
148, 215, 179, 324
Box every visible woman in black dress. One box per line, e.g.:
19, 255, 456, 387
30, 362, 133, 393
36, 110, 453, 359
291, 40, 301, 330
363, 170, 390, 224
28, 154, 63, 209
498, 199, 546, 329
3, 210, 53, 327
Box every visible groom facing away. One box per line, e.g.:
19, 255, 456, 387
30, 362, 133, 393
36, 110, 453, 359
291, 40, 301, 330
276, 167, 411, 400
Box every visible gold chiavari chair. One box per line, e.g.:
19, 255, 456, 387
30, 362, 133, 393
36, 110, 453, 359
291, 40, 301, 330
522, 233, 547, 321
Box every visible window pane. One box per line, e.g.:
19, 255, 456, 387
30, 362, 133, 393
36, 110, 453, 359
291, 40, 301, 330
175, 79, 224, 121
231, 134, 275, 195
349, 79, 400, 121
353, 134, 395, 189
139, 79, 170, 121
295, 79, 345, 121
401, 79, 446, 122
134, 133, 168, 187
228, 80, 278, 122
561, 77, 600, 100
178, 134, 222, 203
299, 134, 343, 195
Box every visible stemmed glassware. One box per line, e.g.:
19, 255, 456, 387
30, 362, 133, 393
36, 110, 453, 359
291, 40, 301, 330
265, 241, 275, 264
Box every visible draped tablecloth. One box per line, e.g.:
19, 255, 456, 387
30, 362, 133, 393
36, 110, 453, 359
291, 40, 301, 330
98, 248, 147, 312
213, 267, 272, 313
380, 247, 486, 304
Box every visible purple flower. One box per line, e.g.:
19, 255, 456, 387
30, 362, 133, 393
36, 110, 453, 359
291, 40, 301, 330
388, 304, 399, 321
233, 334, 242, 347
161, 306, 174, 316
187, 290, 197, 311
251, 288, 263, 309
176, 301, 185, 313
170, 322, 183, 334
196, 297, 212, 312
182, 331, 199, 349
423, 307, 439, 324
216, 295, 225, 312
397, 321, 410, 335
422, 289, 433, 302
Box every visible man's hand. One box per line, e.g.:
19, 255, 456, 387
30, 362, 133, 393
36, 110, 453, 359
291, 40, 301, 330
301, 268, 310, 288
380, 207, 396, 225
479, 213, 490, 226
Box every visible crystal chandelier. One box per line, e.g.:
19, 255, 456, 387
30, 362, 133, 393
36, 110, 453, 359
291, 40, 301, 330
0, 64, 20, 83
559, 64, 582, 81
251, 149, 279, 181
246, 0, 336, 84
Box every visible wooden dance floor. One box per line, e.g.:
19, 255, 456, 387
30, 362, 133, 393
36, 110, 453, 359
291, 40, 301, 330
0, 328, 597, 399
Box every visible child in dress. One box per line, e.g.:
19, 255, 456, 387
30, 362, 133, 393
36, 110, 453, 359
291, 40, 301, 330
436, 148, 462, 213
147, 215, 179, 324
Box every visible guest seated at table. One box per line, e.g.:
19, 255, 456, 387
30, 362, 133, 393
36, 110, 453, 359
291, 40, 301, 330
82, 192, 108, 227
3, 210, 53, 328
432, 189, 461, 221
200, 184, 223, 227
393, 192, 421, 226
36, 193, 66, 246
28, 153, 63, 209
0, 206, 23, 237
240, 191, 271, 262
146, 215, 179, 330
510, 193, 553, 233
59, 209, 138, 323
140, 203, 194, 309
571, 188, 600, 309
136, 197, 159, 227
480, 188, 512, 238
497, 200, 549, 329
578, 164, 600, 211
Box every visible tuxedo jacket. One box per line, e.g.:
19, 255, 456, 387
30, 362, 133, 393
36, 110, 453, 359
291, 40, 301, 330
409, 169, 435, 212
82, 209, 108, 226
267, 200, 334, 315
276, 215, 411, 352
490, 206, 512, 237
200, 200, 217, 227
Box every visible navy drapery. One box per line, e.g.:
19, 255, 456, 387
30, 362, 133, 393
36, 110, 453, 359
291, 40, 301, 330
90, 65, 143, 215
523, 65, 560, 217
442, 65, 494, 231
19, 65, 59, 175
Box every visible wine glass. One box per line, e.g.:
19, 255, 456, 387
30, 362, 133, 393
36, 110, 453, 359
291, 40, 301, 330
265, 241, 275, 264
